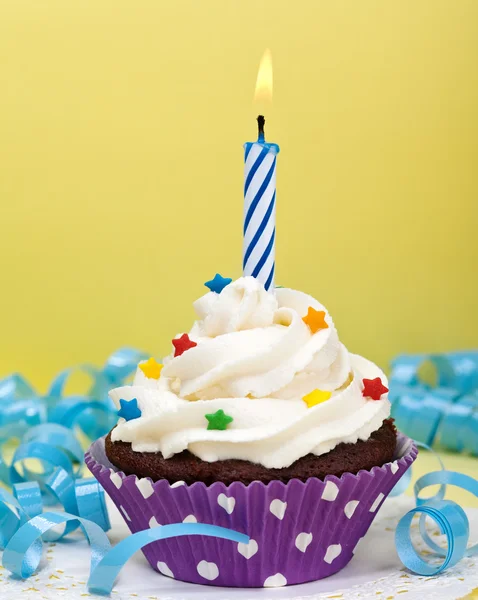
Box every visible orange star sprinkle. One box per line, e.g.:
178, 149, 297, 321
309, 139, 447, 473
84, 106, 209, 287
303, 389, 332, 408
139, 357, 163, 379
302, 307, 329, 333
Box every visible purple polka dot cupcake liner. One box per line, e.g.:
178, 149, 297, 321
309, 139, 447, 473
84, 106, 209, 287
85, 433, 417, 588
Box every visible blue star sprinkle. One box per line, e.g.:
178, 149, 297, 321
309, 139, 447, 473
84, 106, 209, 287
204, 273, 232, 294
117, 398, 142, 421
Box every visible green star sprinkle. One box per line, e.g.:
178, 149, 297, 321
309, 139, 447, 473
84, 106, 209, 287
205, 409, 234, 431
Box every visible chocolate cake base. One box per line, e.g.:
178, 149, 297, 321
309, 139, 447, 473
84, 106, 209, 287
105, 419, 397, 486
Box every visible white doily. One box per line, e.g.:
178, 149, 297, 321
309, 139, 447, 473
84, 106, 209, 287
0, 496, 476, 600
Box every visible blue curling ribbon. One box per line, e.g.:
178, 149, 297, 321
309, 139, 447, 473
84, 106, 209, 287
0, 349, 146, 538
0, 348, 250, 596
0, 479, 248, 595
0, 347, 148, 447
3, 511, 111, 580
0, 373, 36, 401
87, 523, 249, 595
0, 470, 109, 550
389, 441, 446, 498
46, 347, 148, 440
0, 348, 477, 589
102, 347, 150, 385
396, 501, 469, 575
0, 347, 149, 491
4, 423, 85, 506
0, 349, 145, 563
390, 350, 478, 456
394, 443, 478, 575
390, 351, 478, 393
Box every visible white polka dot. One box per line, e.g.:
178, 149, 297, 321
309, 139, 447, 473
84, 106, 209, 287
217, 493, 235, 514
264, 573, 287, 587
269, 499, 287, 520
295, 532, 313, 553
237, 539, 258, 559
353, 536, 364, 554
120, 506, 131, 521
324, 544, 342, 564
183, 514, 197, 523
170, 480, 186, 488
370, 493, 385, 512
157, 561, 174, 578
321, 481, 339, 501
135, 477, 154, 499
344, 500, 360, 519
149, 516, 161, 528
197, 560, 219, 581
390, 461, 399, 474
110, 471, 122, 489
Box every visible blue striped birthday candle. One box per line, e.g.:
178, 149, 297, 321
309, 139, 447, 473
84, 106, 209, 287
243, 115, 280, 291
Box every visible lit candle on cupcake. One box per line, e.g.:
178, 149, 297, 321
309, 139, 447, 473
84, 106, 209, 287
243, 49, 280, 292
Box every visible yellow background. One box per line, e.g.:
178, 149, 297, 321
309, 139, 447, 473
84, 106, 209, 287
1, 0, 477, 391
0, 3, 478, 597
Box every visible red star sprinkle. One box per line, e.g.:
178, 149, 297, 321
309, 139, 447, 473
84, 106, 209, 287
362, 377, 389, 401
172, 333, 197, 357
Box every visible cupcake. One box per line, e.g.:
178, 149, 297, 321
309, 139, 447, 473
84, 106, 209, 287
86, 276, 417, 587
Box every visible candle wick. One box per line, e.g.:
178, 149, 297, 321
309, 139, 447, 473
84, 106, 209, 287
257, 115, 265, 143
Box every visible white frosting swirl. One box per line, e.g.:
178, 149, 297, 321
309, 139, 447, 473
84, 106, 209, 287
110, 277, 390, 469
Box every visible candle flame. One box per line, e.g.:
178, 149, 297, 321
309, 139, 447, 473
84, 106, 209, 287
254, 49, 273, 103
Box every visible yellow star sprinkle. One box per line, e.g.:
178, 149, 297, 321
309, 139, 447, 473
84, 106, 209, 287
303, 389, 332, 408
302, 307, 329, 333
139, 357, 163, 379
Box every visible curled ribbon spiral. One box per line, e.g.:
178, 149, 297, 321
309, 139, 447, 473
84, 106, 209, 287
394, 442, 478, 575
0, 348, 477, 592
0, 347, 148, 446
390, 351, 478, 455
0, 349, 249, 594
0, 475, 248, 595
